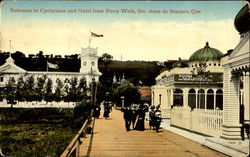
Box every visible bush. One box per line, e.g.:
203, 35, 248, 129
72, 100, 92, 129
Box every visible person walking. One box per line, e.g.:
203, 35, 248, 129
123, 106, 132, 131
135, 104, 146, 131
149, 106, 156, 130
93, 105, 101, 118
103, 102, 111, 119
131, 106, 137, 129
154, 105, 162, 132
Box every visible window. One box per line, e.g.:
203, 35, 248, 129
9, 77, 15, 83
0, 77, 3, 82
216, 89, 223, 110
214, 63, 216, 66
188, 89, 196, 109
173, 89, 183, 106
198, 89, 205, 109
207, 89, 214, 109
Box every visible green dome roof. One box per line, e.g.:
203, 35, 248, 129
189, 42, 223, 62
234, 4, 250, 34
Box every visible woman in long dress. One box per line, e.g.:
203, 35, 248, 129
103, 103, 110, 119
135, 105, 145, 131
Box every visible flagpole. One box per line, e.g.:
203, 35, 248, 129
9, 40, 11, 57
89, 29, 91, 46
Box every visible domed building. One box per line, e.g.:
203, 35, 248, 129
151, 42, 224, 119
188, 42, 223, 68
152, 2, 250, 155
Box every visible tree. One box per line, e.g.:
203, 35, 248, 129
5, 78, 16, 105
0, 87, 4, 101
16, 76, 25, 102
64, 84, 70, 102
68, 78, 78, 102
44, 78, 53, 102
101, 53, 113, 62
77, 77, 88, 102
54, 79, 64, 102
112, 83, 140, 107
191, 62, 211, 81
23, 76, 36, 101
37, 51, 44, 59
36, 75, 47, 101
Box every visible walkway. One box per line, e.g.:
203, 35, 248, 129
79, 109, 227, 157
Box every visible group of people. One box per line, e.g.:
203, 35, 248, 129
93, 103, 162, 132
93, 102, 112, 119
149, 105, 162, 132
122, 104, 162, 132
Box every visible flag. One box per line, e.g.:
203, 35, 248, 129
47, 62, 59, 69
91, 32, 103, 37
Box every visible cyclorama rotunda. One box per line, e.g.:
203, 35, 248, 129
151, 42, 224, 119
152, 1, 250, 156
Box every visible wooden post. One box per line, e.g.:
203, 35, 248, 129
76, 139, 79, 157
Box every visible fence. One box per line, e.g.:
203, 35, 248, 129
161, 108, 171, 119
60, 117, 95, 157
0, 100, 76, 108
171, 106, 223, 137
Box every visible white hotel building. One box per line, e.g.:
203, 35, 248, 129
0, 46, 102, 107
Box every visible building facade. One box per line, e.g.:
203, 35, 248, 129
0, 46, 102, 107
151, 2, 250, 155
220, 2, 250, 141
152, 42, 224, 118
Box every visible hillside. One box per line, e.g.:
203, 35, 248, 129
0, 51, 175, 86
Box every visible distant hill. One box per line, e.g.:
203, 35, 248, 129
99, 60, 163, 86
0, 51, 176, 86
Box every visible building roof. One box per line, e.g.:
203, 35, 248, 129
172, 58, 188, 68
189, 42, 223, 62
0, 56, 27, 73
234, 4, 250, 34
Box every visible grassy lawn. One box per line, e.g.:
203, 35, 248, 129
0, 106, 91, 157
0, 123, 77, 157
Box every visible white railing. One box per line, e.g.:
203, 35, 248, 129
171, 106, 223, 137
0, 100, 76, 108
161, 108, 171, 119
192, 109, 223, 137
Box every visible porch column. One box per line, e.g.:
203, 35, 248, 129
214, 89, 216, 110
221, 68, 242, 140
243, 72, 250, 125
205, 89, 207, 109
195, 89, 198, 109
183, 88, 189, 108
170, 88, 174, 107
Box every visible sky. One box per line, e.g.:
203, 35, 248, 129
0, 0, 245, 61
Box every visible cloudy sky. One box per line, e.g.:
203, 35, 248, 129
0, 1, 244, 61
